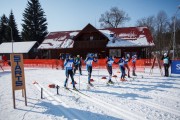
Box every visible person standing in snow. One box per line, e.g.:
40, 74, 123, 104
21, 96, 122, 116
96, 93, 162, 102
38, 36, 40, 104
106, 56, 115, 84
124, 54, 131, 78
2, 54, 7, 66
0, 55, 4, 71
116, 56, 126, 81
161, 53, 171, 77
132, 54, 137, 76
64, 55, 77, 90
74, 55, 82, 75
84, 54, 98, 86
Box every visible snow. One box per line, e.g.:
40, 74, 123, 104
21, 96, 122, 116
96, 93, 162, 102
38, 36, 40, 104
38, 31, 79, 49
69, 32, 79, 37
38, 38, 74, 49
99, 30, 114, 41
99, 29, 154, 47
137, 27, 147, 32
0, 41, 37, 53
1, 66, 180, 120
107, 35, 155, 47
61, 39, 74, 48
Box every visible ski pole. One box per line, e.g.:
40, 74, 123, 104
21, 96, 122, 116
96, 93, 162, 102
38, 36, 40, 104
79, 72, 80, 90
96, 60, 99, 85
113, 73, 119, 85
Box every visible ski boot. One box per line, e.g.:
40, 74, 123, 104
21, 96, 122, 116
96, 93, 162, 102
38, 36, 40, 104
64, 85, 68, 89
120, 78, 127, 81
73, 87, 78, 91
88, 82, 94, 87
107, 80, 114, 84
132, 72, 137, 76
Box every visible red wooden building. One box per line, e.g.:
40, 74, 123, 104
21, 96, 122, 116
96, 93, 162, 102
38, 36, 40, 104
38, 24, 154, 59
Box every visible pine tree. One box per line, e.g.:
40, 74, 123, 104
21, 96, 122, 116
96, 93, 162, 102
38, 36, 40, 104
21, 0, 48, 44
0, 14, 9, 43
7, 10, 22, 42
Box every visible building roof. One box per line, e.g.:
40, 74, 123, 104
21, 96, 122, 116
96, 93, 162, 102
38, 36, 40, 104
38, 31, 79, 49
38, 24, 154, 49
100, 27, 154, 47
0, 41, 37, 53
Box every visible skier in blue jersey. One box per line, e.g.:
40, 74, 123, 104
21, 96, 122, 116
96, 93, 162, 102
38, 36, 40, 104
84, 54, 98, 86
106, 56, 115, 84
64, 55, 77, 90
116, 56, 126, 81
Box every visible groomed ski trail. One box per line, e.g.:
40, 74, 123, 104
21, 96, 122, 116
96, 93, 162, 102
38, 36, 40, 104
34, 82, 86, 120
54, 80, 146, 120
93, 84, 180, 117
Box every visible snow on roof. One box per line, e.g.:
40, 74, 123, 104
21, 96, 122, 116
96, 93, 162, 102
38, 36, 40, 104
38, 25, 154, 49
99, 27, 154, 47
38, 31, 79, 49
107, 35, 154, 47
0, 41, 37, 53
99, 30, 114, 41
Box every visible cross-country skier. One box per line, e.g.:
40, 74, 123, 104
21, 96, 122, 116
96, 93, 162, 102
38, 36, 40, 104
84, 53, 97, 86
132, 54, 137, 76
116, 56, 126, 81
64, 55, 77, 90
106, 56, 115, 84
74, 55, 82, 75
161, 53, 171, 77
124, 54, 131, 78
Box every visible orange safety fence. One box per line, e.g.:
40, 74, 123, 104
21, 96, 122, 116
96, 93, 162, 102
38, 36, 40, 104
0, 59, 165, 73
22, 59, 153, 73
23, 59, 64, 69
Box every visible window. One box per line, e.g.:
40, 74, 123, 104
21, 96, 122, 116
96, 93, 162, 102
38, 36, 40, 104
109, 49, 121, 57
90, 36, 93, 40
110, 33, 114, 37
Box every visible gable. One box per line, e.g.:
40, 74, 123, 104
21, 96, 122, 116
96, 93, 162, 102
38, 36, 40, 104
74, 23, 108, 41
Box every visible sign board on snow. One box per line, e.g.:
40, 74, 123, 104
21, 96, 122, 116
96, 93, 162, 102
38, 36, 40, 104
11, 54, 26, 90
171, 60, 180, 74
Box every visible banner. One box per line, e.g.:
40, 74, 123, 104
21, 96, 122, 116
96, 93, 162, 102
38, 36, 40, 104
11, 54, 26, 90
171, 60, 180, 74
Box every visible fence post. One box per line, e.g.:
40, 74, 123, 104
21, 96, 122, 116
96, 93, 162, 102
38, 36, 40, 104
56, 85, 59, 95
41, 88, 43, 99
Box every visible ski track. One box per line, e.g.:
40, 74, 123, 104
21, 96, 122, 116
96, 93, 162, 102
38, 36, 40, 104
80, 77, 180, 104
113, 81, 180, 102
34, 83, 86, 120
53, 80, 146, 120
72, 73, 180, 119
1, 68, 180, 120
88, 83, 180, 117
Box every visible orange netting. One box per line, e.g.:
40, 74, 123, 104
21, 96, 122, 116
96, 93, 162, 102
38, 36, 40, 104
0, 59, 163, 73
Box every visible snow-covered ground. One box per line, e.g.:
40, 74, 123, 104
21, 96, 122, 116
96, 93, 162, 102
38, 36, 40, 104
0, 67, 180, 120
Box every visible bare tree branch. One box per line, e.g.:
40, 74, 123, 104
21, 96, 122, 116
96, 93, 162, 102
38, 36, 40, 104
99, 7, 130, 28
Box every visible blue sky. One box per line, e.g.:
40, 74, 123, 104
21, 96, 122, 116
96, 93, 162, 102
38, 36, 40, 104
0, 0, 179, 32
